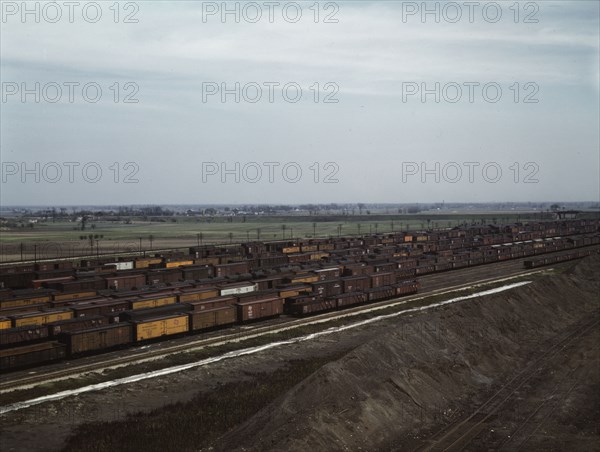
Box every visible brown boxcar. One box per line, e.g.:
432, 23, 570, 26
365, 286, 396, 302
104, 274, 146, 291
60, 323, 133, 355
119, 304, 192, 322
0, 302, 50, 317
186, 296, 237, 312
214, 262, 250, 277
341, 276, 370, 293
70, 299, 129, 318
393, 280, 420, 296
188, 306, 237, 331
0, 325, 49, 347
47, 316, 106, 336
312, 267, 342, 281
237, 297, 283, 322
0, 341, 66, 371
335, 292, 368, 308
181, 265, 213, 281
310, 280, 343, 298
370, 272, 395, 288
286, 298, 337, 316
133, 314, 189, 341
146, 269, 182, 286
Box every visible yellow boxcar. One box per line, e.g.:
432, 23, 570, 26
290, 275, 319, 284
130, 295, 177, 310
0, 295, 51, 310
0, 318, 12, 330
13, 310, 74, 327
165, 260, 194, 268
310, 252, 329, 260
134, 314, 189, 341
282, 246, 300, 254
404, 235, 413, 242
279, 288, 301, 298
134, 258, 163, 269
53, 291, 97, 301
178, 289, 219, 303
301, 245, 318, 252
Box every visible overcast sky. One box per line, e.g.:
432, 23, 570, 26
1, 0, 598, 205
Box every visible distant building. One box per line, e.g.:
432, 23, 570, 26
554, 210, 579, 220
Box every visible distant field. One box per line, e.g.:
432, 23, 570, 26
0, 212, 555, 262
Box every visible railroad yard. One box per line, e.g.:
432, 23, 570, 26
0, 218, 599, 451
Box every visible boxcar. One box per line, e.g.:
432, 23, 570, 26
119, 304, 192, 322
133, 314, 189, 341
11, 309, 74, 327
341, 276, 370, 293
236, 297, 283, 322
178, 288, 220, 303
188, 306, 237, 331
47, 316, 106, 336
186, 296, 237, 312
52, 291, 98, 302
286, 297, 337, 316
60, 323, 133, 355
70, 299, 128, 318
129, 294, 177, 310
0, 342, 66, 371
0, 294, 52, 310
335, 292, 368, 308
0, 317, 12, 330
0, 325, 49, 347
394, 280, 420, 296
365, 286, 396, 302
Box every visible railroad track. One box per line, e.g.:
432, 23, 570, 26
413, 313, 600, 452
0, 263, 552, 394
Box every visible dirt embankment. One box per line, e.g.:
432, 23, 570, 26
217, 256, 600, 452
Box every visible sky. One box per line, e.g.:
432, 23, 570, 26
1, 0, 599, 205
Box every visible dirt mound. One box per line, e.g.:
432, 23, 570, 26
216, 256, 600, 452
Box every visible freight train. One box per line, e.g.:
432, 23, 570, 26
0, 219, 598, 372
0, 279, 419, 371
523, 249, 597, 269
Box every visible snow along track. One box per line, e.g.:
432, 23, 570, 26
0, 280, 531, 415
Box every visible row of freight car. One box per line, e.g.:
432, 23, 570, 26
523, 249, 597, 269
0, 269, 420, 333
0, 280, 420, 371
1, 221, 598, 291
2, 232, 599, 309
